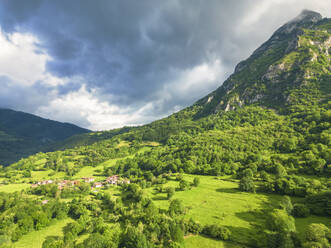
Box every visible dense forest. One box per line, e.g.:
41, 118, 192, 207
0, 10, 330, 248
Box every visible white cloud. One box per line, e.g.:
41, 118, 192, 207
241, 0, 331, 30
0, 30, 67, 87
0, 31, 46, 85
35, 85, 162, 130
161, 59, 224, 105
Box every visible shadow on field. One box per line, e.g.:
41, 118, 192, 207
223, 225, 257, 248
224, 194, 277, 247
152, 195, 167, 201
215, 187, 239, 193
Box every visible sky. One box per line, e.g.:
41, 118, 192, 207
0, 0, 330, 130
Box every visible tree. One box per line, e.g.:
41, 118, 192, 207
42, 236, 64, 248
122, 184, 144, 203
239, 176, 255, 193
203, 224, 231, 240
269, 209, 296, 234
168, 199, 184, 217
166, 187, 175, 200
176, 174, 184, 181
303, 224, 331, 248
120, 226, 151, 248
243, 168, 254, 178
81, 233, 113, 248
170, 222, 184, 244
275, 164, 287, 178
269, 209, 297, 248
260, 170, 270, 181
17, 215, 34, 234
179, 179, 189, 191
280, 196, 293, 215
193, 177, 200, 187
34, 211, 50, 230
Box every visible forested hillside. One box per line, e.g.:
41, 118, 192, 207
0, 108, 90, 166
0, 10, 330, 248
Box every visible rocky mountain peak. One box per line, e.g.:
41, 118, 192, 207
276, 10, 322, 35
293, 10, 323, 23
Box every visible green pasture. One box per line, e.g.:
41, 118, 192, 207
0, 183, 30, 193
184, 235, 241, 248
14, 218, 73, 248
148, 174, 330, 247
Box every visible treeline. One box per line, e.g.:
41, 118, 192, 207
1, 138, 141, 181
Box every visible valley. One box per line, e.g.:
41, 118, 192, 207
0, 10, 330, 248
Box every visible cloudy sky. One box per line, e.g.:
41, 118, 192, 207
0, 0, 330, 130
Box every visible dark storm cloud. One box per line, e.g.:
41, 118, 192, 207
0, 0, 257, 104
0, 0, 329, 129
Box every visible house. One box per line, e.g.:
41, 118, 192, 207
31, 184, 38, 188
93, 182, 103, 188
105, 175, 119, 185
37, 179, 53, 185
57, 180, 77, 188
41, 200, 49, 205
122, 179, 130, 184
83, 177, 95, 183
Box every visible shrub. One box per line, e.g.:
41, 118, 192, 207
184, 218, 202, 235
203, 224, 231, 240
193, 177, 200, 187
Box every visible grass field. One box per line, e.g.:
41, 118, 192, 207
184, 235, 241, 248
2, 160, 329, 248
14, 218, 73, 248
0, 183, 30, 193
31, 170, 52, 180
146, 174, 330, 247
146, 175, 280, 245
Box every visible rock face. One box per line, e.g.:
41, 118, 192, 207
194, 10, 330, 118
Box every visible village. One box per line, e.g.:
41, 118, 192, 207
31, 175, 130, 191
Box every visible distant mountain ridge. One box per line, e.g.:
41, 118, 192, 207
0, 108, 90, 165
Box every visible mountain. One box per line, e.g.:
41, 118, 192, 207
194, 10, 330, 116
0, 108, 90, 165
32, 10, 331, 149
0, 10, 330, 248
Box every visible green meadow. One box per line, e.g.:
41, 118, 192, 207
14, 219, 73, 248
0, 183, 30, 193
146, 174, 331, 247
184, 235, 240, 248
